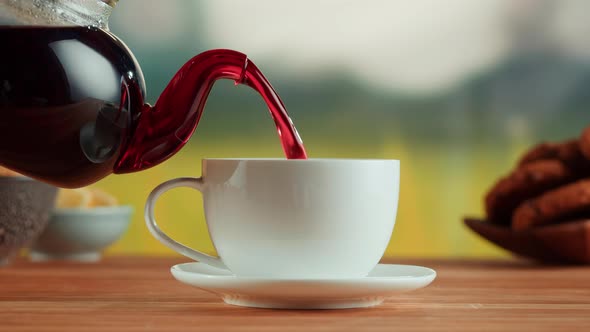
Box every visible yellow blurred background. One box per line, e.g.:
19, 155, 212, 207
89, 0, 590, 258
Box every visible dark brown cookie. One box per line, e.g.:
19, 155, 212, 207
580, 126, 590, 161
518, 139, 586, 169
512, 179, 590, 231
485, 160, 577, 224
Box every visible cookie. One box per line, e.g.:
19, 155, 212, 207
485, 160, 577, 224
580, 126, 590, 161
518, 139, 587, 170
512, 179, 590, 231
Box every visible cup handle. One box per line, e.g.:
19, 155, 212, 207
144, 177, 227, 269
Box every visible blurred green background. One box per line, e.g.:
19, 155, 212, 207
96, 0, 590, 258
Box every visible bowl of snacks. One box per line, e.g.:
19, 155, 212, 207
30, 188, 133, 262
0, 167, 58, 266
465, 128, 590, 264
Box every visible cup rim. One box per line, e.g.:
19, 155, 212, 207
203, 158, 399, 163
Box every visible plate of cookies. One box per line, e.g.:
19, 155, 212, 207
465, 127, 590, 264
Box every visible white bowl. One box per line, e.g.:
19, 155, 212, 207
29, 206, 133, 262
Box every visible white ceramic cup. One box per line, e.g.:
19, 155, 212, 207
145, 158, 400, 279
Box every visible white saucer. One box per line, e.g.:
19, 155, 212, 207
170, 263, 436, 309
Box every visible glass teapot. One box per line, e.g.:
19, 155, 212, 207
0, 0, 305, 188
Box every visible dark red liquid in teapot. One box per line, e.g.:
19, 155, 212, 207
0, 26, 306, 187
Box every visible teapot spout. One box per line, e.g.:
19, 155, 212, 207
114, 49, 249, 173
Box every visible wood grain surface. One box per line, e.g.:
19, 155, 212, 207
0, 256, 589, 331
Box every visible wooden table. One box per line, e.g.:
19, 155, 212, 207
1, 257, 589, 331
